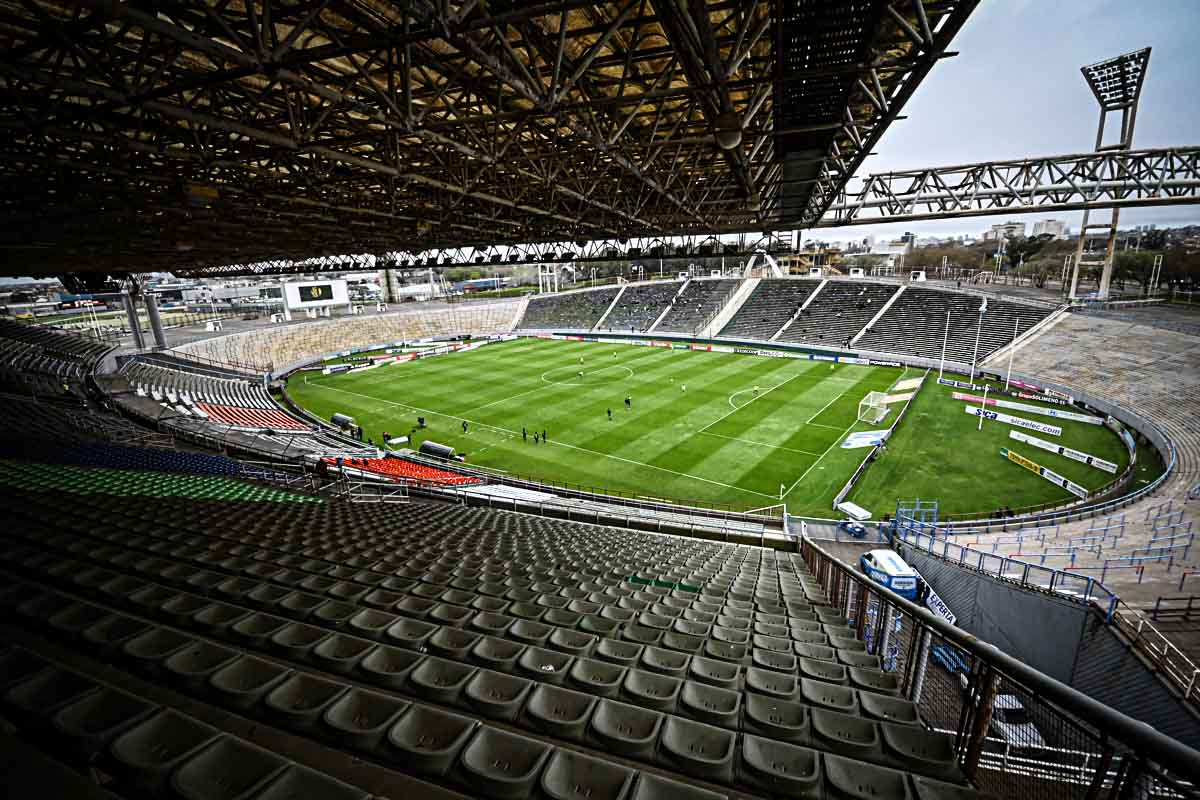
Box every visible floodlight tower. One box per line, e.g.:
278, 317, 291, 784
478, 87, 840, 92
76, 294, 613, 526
1068, 48, 1151, 301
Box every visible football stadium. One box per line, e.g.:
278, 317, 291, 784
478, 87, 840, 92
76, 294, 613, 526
1, 2, 1200, 800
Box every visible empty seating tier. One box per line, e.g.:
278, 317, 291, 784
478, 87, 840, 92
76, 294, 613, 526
720, 279, 821, 341
656, 280, 739, 334
776, 281, 900, 349
857, 288, 1052, 363
520, 288, 620, 330
0, 471, 985, 800
601, 281, 682, 332
0, 318, 112, 394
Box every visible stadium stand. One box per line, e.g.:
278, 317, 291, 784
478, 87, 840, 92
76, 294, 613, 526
173, 300, 520, 373
323, 457, 484, 487
719, 279, 821, 340
519, 287, 619, 330
0, 471, 988, 799
0, 317, 112, 394
857, 288, 1053, 363
0, 442, 240, 477
600, 281, 682, 332
655, 280, 739, 334
776, 281, 899, 348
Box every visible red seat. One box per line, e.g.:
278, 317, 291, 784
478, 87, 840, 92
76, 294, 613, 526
324, 457, 482, 486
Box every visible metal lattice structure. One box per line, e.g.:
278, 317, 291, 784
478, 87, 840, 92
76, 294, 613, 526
0, 0, 978, 277
820, 145, 1200, 227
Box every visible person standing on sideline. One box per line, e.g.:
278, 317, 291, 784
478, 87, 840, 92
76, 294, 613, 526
542, 429, 547, 442
607, 408, 612, 421
522, 427, 527, 442
534, 432, 539, 444
625, 395, 632, 411
462, 420, 468, 435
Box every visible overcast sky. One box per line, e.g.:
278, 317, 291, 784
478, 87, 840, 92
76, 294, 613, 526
808, 0, 1200, 243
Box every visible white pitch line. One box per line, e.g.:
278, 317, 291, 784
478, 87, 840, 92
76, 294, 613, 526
805, 386, 848, 424
805, 422, 845, 432
699, 431, 822, 457
783, 417, 860, 497
700, 372, 803, 433
307, 383, 776, 498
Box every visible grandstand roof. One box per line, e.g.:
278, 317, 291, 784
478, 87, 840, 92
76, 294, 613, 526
0, 0, 977, 278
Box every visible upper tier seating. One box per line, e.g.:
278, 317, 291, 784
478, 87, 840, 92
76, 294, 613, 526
656, 280, 739, 334
123, 359, 309, 431
857, 288, 1052, 363
776, 281, 899, 349
719, 279, 821, 341
601, 281, 682, 332
0, 471, 985, 800
520, 288, 620, 330
0, 318, 112, 393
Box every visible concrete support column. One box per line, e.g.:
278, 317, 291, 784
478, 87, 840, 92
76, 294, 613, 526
122, 292, 145, 350
144, 293, 168, 350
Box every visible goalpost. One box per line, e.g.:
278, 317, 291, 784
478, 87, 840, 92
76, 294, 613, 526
857, 391, 889, 424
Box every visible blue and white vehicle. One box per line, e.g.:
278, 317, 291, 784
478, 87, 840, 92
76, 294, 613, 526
859, 549, 921, 600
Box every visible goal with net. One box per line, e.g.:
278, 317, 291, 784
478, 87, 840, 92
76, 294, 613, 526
857, 391, 890, 424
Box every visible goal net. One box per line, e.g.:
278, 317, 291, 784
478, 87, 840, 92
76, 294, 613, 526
857, 391, 889, 424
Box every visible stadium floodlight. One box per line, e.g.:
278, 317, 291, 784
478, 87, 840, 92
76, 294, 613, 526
858, 391, 889, 425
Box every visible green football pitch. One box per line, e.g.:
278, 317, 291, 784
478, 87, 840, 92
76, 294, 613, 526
286, 338, 1135, 518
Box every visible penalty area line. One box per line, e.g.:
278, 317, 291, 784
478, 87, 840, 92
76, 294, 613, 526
783, 417, 859, 498
699, 431, 821, 457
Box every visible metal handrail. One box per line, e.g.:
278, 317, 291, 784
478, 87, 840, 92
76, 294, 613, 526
801, 536, 1200, 790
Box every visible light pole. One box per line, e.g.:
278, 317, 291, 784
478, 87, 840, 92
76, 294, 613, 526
970, 298, 987, 380
1004, 316, 1020, 391
938, 308, 951, 379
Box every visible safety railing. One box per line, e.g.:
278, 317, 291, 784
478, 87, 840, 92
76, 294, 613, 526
799, 537, 1200, 799
1110, 599, 1200, 707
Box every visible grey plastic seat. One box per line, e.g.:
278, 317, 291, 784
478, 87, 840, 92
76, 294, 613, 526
509, 602, 546, 621
629, 772, 727, 800
52, 685, 156, 760
464, 670, 534, 722
426, 626, 480, 660
548, 627, 596, 656
160, 594, 216, 625
824, 753, 912, 800
799, 657, 849, 685
794, 642, 837, 661
640, 645, 690, 677
539, 748, 635, 800
620, 668, 681, 712
171, 735, 289, 800
753, 649, 797, 674
660, 631, 704, 655
246, 583, 290, 608
588, 698, 663, 760
544, 608, 582, 628
567, 657, 626, 699
347, 608, 399, 640
358, 645, 424, 690
396, 596, 437, 619
472, 595, 511, 613
600, 606, 636, 623
279, 591, 327, 617
250, 765, 370, 800
363, 589, 403, 610
208, 656, 291, 710
743, 693, 811, 744
702, 640, 746, 663
714, 616, 749, 633
470, 612, 515, 636
881, 722, 962, 782
621, 625, 663, 647
408, 656, 477, 704
859, 691, 920, 725
510, 618, 553, 646
850, 667, 900, 695
307, 638, 372, 676
658, 716, 735, 783
386, 704, 478, 776
269, 622, 331, 661
837, 649, 882, 669
230, 613, 290, 647
746, 666, 797, 698
312, 600, 359, 628
517, 645, 573, 685
322, 687, 410, 750
523, 684, 597, 741
911, 775, 987, 800
0, 648, 49, 690
595, 639, 643, 666
83, 614, 151, 654
801, 678, 859, 713
163, 641, 241, 690
686, 656, 739, 690
384, 617, 437, 651
579, 614, 620, 637
459, 726, 553, 800
791, 630, 829, 645
4, 666, 99, 728
109, 709, 221, 794
679, 680, 740, 729
829, 634, 866, 652
469, 636, 525, 672
429, 602, 473, 627
740, 734, 822, 797
811, 708, 882, 762
122, 627, 194, 669
263, 673, 348, 732
45, 601, 105, 640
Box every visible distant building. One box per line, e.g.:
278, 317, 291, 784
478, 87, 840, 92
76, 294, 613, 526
1032, 219, 1069, 239
983, 221, 1026, 241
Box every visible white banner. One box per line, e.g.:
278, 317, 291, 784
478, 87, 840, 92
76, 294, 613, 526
966, 406, 1062, 436
1000, 447, 1089, 498
841, 430, 889, 449
954, 392, 1100, 425
1008, 431, 1118, 473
